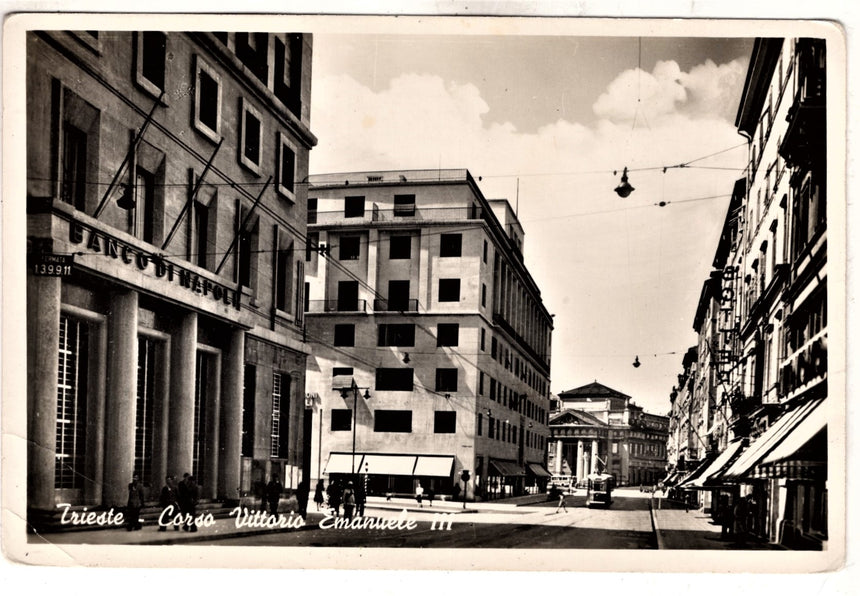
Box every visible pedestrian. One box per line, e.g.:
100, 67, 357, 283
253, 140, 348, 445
555, 487, 568, 513
126, 473, 144, 531
313, 479, 325, 511
415, 482, 424, 508
720, 496, 734, 539
427, 488, 435, 507
342, 481, 356, 520
159, 475, 180, 532
329, 480, 342, 517
451, 483, 461, 502
684, 493, 690, 513
177, 473, 199, 532
355, 480, 367, 517
733, 496, 748, 544
265, 474, 284, 516
296, 480, 310, 519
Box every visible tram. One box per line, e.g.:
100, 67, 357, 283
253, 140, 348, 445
585, 473, 614, 508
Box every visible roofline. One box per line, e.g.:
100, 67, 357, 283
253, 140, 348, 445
735, 38, 784, 138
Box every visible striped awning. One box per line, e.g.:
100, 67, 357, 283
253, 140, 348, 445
676, 453, 718, 489
684, 439, 746, 490
722, 397, 825, 481
489, 460, 526, 477
527, 463, 552, 477
324, 452, 365, 475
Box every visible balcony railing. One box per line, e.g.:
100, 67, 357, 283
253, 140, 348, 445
373, 298, 419, 312
780, 330, 827, 399
305, 299, 368, 313
309, 204, 486, 226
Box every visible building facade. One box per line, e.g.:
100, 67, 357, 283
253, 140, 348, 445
26, 30, 316, 522
304, 169, 553, 500
670, 38, 828, 549
549, 382, 669, 487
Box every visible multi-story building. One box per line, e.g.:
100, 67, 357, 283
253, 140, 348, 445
671, 37, 829, 549
303, 169, 553, 500
548, 382, 669, 487
26, 30, 316, 525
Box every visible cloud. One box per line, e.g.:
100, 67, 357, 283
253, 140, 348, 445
309, 59, 748, 413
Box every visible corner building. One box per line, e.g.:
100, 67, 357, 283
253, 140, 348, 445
304, 170, 553, 499
26, 31, 316, 520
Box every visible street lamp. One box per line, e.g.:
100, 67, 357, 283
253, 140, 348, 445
339, 378, 371, 486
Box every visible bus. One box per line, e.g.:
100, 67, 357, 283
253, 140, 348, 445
585, 473, 614, 508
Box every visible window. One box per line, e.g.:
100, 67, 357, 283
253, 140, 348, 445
394, 194, 416, 216
333, 324, 355, 347
435, 368, 458, 392
387, 280, 410, 311
434, 411, 457, 434
483, 239, 488, 263
235, 33, 269, 84
440, 233, 462, 257
305, 232, 318, 262
274, 34, 303, 115
375, 368, 414, 391
491, 336, 497, 358
345, 196, 365, 218
241, 364, 256, 457
58, 86, 100, 212
275, 239, 294, 313
307, 198, 318, 224
436, 323, 459, 347
240, 99, 263, 173
490, 378, 496, 400
438, 279, 460, 302
136, 31, 166, 96
339, 236, 361, 260
277, 133, 297, 200
135, 337, 158, 486
481, 283, 487, 307
193, 56, 221, 142
270, 372, 291, 459
378, 324, 415, 347
331, 409, 352, 432
332, 367, 354, 377
481, 328, 486, 351
55, 315, 89, 489
237, 215, 259, 289
191, 189, 216, 270
60, 123, 88, 210
478, 413, 483, 436
337, 280, 359, 311
389, 235, 412, 259
374, 410, 412, 433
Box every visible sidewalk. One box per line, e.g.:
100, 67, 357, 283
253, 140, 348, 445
650, 499, 783, 550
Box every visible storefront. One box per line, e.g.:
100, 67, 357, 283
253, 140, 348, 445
323, 452, 455, 497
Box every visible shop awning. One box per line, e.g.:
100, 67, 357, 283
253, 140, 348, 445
761, 398, 827, 466
362, 454, 418, 476
685, 439, 746, 489
413, 455, 454, 477
489, 460, 526, 477
676, 453, 718, 489
527, 463, 552, 477
722, 397, 825, 481
324, 452, 365, 475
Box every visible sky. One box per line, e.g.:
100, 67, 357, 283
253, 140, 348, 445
308, 32, 754, 416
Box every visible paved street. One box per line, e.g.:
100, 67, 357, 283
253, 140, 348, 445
31, 488, 785, 550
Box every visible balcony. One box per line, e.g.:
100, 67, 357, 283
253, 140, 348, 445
778, 41, 826, 170
373, 298, 418, 312
780, 331, 827, 400
310, 204, 486, 226
305, 299, 368, 313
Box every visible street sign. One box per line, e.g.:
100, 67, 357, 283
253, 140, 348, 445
30, 253, 73, 277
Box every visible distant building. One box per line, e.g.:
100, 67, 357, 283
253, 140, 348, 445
548, 382, 669, 486
26, 30, 316, 523
304, 169, 553, 500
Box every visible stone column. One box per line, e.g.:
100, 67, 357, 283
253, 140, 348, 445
103, 290, 139, 507
168, 312, 197, 479
203, 353, 221, 499
27, 275, 61, 511
591, 439, 600, 475
219, 330, 244, 502
554, 439, 563, 474
576, 440, 585, 480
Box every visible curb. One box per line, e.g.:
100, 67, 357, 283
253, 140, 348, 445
649, 497, 665, 550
